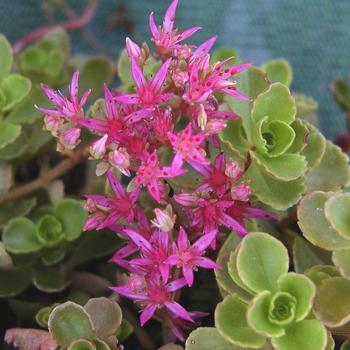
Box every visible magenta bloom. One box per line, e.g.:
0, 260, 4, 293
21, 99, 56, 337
174, 194, 247, 237
149, 0, 201, 57
80, 85, 152, 144
135, 150, 186, 202
122, 229, 173, 282
115, 58, 174, 107
36, 71, 90, 122
112, 276, 192, 326
83, 170, 139, 230
168, 124, 209, 168
166, 227, 220, 286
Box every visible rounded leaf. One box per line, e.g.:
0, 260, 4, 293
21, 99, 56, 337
0, 74, 32, 112
3, 217, 42, 254
185, 327, 245, 350
305, 141, 350, 192
67, 339, 96, 350
332, 249, 350, 277
236, 232, 289, 293
252, 83, 296, 125
0, 266, 32, 297
247, 291, 285, 337
0, 34, 13, 82
37, 215, 64, 248
244, 159, 305, 210
251, 152, 307, 181
277, 273, 315, 321
0, 122, 21, 149
341, 340, 350, 350
48, 302, 95, 346
297, 192, 350, 251
215, 295, 266, 348
314, 277, 350, 327
216, 233, 253, 301
84, 297, 122, 341
261, 59, 292, 86
271, 320, 327, 350
33, 265, 69, 293
55, 199, 87, 241
325, 192, 350, 239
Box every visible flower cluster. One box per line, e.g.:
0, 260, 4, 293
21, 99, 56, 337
38, 0, 276, 340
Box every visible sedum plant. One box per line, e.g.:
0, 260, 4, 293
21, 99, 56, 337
1, 0, 350, 349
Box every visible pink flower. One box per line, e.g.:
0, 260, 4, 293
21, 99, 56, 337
174, 194, 247, 237
135, 151, 186, 202
191, 153, 231, 196
149, 0, 201, 57
122, 229, 173, 282
151, 108, 174, 144
108, 148, 131, 176
168, 124, 209, 168
83, 170, 139, 230
80, 85, 152, 144
115, 58, 174, 107
36, 71, 90, 122
112, 276, 192, 326
166, 227, 220, 286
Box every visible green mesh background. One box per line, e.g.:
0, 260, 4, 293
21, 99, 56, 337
1, 0, 350, 139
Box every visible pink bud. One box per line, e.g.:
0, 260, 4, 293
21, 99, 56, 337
108, 148, 131, 176
151, 205, 176, 232
62, 128, 80, 149
231, 183, 251, 201
90, 134, 108, 159
225, 161, 243, 181
126, 37, 141, 59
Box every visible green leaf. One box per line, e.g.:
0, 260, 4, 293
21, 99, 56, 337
185, 327, 246, 350
301, 122, 326, 169
332, 249, 350, 277
84, 298, 122, 341
277, 273, 315, 321
44, 28, 70, 59
297, 192, 350, 251
227, 249, 255, 297
36, 305, 58, 328
244, 159, 305, 210
216, 233, 252, 301
0, 74, 32, 112
0, 266, 32, 297
251, 83, 296, 125
0, 130, 28, 160
33, 265, 69, 293
0, 241, 13, 268
247, 291, 285, 337
220, 118, 250, 155
48, 302, 95, 346
0, 160, 12, 200
3, 217, 42, 254
215, 295, 266, 348
271, 320, 327, 350
115, 319, 133, 343
67, 339, 96, 350
66, 229, 121, 269
341, 340, 350, 350
0, 34, 12, 82
225, 67, 269, 141
294, 94, 318, 118
54, 199, 87, 241
236, 232, 289, 293
7, 87, 49, 124
305, 141, 350, 192
292, 235, 332, 273
324, 192, 350, 239
117, 49, 133, 85
251, 152, 306, 181
314, 277, 350, 327
80, 57, 114, 100
286, 119, 308, 154
261, 59, 293, 86
330, 78, 350, 113
37, 215, 64, 248
211, 48, 240, 65
0, 121, 21, 149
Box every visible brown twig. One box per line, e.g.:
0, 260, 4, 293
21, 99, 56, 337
0, 146, 89, 204
13, 0, 97, 53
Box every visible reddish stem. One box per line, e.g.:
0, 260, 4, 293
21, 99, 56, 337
12, 0, 97, 53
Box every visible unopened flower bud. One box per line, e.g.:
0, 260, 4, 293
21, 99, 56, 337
198, 104, 207, 131
108, 148, 131, 176
62, 127, 80, 149
126, 37, 141, 59
90, 134, 108, 159
231, 183, 251, 201
225, 161, 243, 181
151, 205, 176, 232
